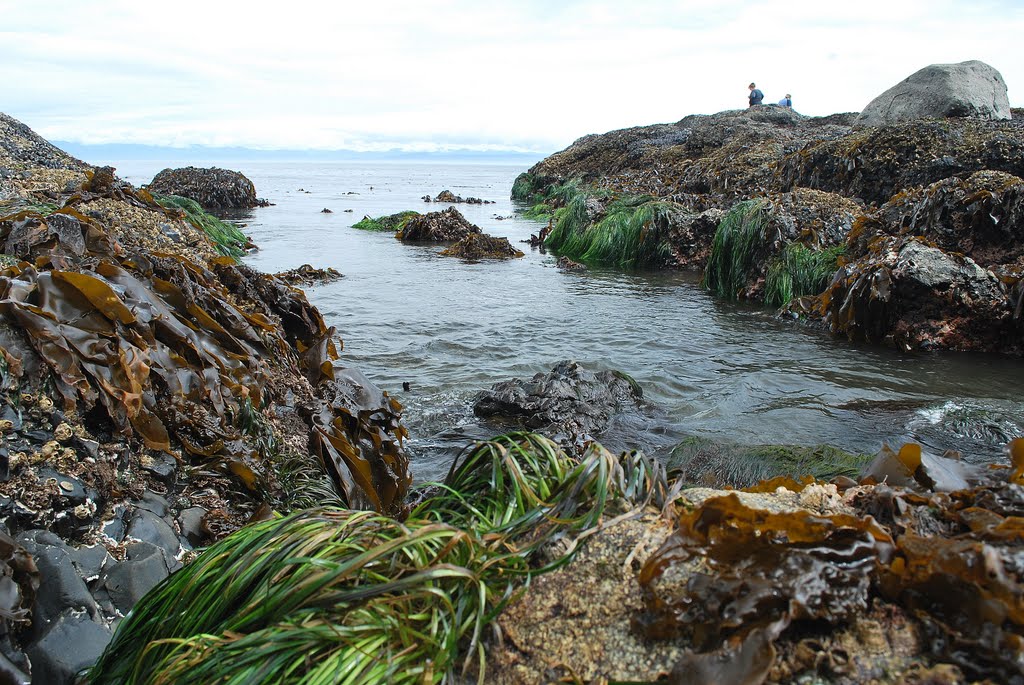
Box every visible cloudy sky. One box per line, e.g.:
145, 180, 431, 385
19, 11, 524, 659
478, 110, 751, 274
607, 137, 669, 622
3, 1, 1021, 155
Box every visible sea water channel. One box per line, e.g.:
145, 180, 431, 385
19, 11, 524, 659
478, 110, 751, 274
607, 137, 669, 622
113, 160, 1024, 482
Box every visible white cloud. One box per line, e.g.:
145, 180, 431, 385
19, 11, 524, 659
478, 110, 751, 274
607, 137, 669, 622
2, 0, 1021, 153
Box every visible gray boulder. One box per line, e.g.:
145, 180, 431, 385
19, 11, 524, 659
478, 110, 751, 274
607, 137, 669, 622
857, 60, 1011, 126
473, 360, 645, 438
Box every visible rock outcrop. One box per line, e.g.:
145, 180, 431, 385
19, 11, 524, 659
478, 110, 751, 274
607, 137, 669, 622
396, 206, 481, 241
0, 113, 410, 682
516, 61, 1024, 353
857, 60, 1012, 127
422, 189, 492, 204
146, 166, 270, 210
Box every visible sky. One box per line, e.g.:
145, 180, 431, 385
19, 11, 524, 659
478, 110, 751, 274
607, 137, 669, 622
3, 0, 1022, 156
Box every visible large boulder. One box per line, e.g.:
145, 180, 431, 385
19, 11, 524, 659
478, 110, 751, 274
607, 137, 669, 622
857, 60, 1011, 127
146, 166, 269, 210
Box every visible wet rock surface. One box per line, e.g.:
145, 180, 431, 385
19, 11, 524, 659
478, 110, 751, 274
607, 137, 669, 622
473, 360, 647, 441
146, 166, 270, 210
487, 442, 1024, 684
421, 189, 492, 204
273, 263, 343, 287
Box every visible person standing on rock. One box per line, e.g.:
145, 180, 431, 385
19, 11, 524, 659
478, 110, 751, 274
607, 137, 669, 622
778, 93, 792, 108
748, 82, 764, 107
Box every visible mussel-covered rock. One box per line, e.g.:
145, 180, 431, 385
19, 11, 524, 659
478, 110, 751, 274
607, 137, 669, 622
146, 167, 270, 210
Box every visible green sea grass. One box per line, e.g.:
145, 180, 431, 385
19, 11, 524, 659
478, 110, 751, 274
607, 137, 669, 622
703, 199, 768, 300
154, 194, 249, 259
86, 433, 666, 685
543, 191, 673, 268
764, 242, 845, 307
351, 211, 419, 232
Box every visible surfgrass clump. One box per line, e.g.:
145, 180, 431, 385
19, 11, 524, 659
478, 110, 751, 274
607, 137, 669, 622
703, 199, 769, 300
522, 202, 553, 222
351, 210, 419, 232
545, 193, 674, 268
154, 193, 249, 259
764, 242, 845, 307
86, 433, 666, 685
511, 172, 542, 203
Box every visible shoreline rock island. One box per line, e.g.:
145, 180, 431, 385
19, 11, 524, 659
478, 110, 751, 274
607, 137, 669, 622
0, 59, 1021, 684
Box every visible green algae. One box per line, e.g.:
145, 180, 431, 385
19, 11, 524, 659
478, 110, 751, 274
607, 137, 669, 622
703, 199, 768, 300
764, 242, 845, 307
153, 193, 249, 259
666, 435, 869, 489
544, 192, 674, 268
351, 210, 419, 232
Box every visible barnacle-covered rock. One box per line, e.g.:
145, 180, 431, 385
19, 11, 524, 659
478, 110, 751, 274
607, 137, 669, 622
146, 167, 270, 210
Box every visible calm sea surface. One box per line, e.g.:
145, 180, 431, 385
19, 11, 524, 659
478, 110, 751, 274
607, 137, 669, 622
112, 160, 1024, 482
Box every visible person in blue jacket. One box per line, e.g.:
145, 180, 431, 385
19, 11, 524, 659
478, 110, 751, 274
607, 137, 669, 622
778, 94, 793, 108
748, 82, 764, 107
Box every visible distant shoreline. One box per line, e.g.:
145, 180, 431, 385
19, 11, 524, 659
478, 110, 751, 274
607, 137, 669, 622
52, 140, 549, 167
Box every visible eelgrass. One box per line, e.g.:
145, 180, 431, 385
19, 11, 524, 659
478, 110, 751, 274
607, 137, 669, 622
764, 242, 845, 307
86, 433, 666, 685
703, 199, 769, 300
86, 510, 511, 685
544, 193, 674, 268
522, 202, 552, 222
412, 433, 666, 565
154, 194, 249, 258
351, 211, 419, 232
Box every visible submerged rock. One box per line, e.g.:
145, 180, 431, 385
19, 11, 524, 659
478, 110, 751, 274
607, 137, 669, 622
146, 166, 270, 210
857, 60, 1012, 126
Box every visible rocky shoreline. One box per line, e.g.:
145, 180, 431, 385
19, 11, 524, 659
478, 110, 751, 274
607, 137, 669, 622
0, 59, 1021, 685
513, 61, 1024, 355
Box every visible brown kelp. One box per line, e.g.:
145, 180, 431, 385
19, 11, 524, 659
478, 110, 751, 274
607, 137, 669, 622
85, 433, 666, 685
635, 440, 1024, 683
0, 170, 409, 515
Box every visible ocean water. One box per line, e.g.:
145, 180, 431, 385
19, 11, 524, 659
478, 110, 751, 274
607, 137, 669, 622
112, 159, 1024, 482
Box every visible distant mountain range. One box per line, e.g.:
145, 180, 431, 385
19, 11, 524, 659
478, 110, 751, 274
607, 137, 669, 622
53, 141, 549, 166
